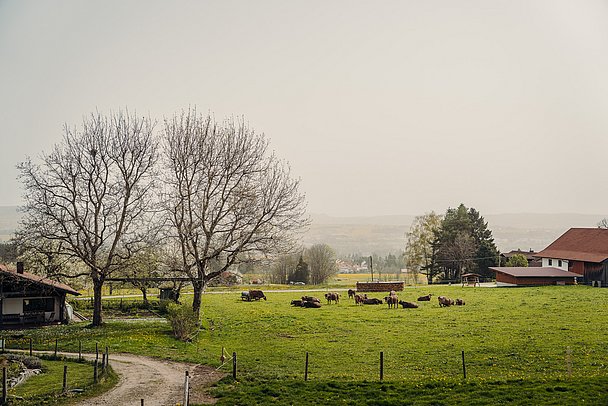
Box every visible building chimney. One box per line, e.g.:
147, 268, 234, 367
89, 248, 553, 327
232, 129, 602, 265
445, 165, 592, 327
16, 262, 24, 274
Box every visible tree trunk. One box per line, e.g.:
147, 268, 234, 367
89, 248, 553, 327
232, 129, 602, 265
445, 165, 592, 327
141, 287, 148, 304
191, 280, 204, 321
92, 278, 104, 327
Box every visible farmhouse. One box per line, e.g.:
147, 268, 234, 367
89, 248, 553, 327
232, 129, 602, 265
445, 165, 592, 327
490, 267, 579, 287
535, 228, 608, 286
500, 249, 541, 267
0, 262, 80, 328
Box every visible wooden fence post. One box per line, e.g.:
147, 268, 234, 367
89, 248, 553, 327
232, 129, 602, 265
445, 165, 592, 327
304, 352, 309, 381
95, 342, 99, 362
29, 337, 32, 356
184, 370, 190, 406
102, 353, 106, 371
93, 360, 98, 384
54, 338, 58, 359
380, 351, 384, 381
232, 352, 237, 380
105, 346, 109, 368
62, 365, 68, 392
78, 341, 82, 361
2, 367, 7, 405
461, 350, 467, 379
141, 399, 144, 406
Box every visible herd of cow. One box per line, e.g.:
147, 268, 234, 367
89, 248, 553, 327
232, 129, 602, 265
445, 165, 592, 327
241, 289, 466, 309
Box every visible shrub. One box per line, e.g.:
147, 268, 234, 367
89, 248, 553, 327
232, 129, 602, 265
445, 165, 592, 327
166, 303, 199, 341
3, 354, 43, 369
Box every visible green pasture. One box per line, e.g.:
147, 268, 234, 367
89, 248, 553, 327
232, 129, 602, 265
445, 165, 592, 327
4, 285, 608, 404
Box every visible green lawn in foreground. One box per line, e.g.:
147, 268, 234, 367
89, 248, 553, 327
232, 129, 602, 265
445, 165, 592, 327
3, 285, 608, 404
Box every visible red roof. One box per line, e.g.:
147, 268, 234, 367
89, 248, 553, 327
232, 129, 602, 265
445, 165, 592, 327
0, 264, 80, 295
536, 228, 608, 263
490, 267, 580, 278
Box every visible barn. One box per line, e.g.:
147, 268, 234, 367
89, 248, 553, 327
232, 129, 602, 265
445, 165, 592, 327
0, 262, 80, 328
490, 267, 580, 287
535, 228, 608, 286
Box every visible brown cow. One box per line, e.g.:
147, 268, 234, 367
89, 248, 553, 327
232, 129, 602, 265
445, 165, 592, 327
417, 294, 433, 301
354, 294, 365, 305
301, 296, 320, 303
363, 298, 383, 305
290, 299, 303, 307
249, 290, 267, 301
325, 292, 340, 304
348, 289, 356, 299
398, 300, 419, 309
302, 300, 322, 308
455, 298, 466, 306
438, 296, 454, 307
384, 294, 399, 309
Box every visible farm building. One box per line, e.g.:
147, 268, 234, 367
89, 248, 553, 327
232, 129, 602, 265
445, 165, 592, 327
535, 228, 608, 286
490, 267, 580, 287
500, 249, 541, 267
0, 262, 80, 328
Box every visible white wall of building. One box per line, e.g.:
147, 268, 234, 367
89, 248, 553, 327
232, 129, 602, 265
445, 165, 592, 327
542, 258, 569, 270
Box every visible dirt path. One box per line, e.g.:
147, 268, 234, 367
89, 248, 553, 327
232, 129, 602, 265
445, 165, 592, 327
77, 353, 225, 406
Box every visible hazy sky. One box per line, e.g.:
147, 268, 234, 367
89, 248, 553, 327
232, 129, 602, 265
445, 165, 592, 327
1, 1, 608, 217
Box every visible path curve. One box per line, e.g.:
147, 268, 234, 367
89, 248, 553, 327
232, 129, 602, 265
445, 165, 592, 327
76, 353, 224, 406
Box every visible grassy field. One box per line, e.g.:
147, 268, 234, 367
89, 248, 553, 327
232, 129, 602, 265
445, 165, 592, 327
4, 285, 608, 404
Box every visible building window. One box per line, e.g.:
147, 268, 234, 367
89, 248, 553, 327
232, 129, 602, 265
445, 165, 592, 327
558, 260, 562, 267
23, 298, 54, 313
548, 259, 553, 266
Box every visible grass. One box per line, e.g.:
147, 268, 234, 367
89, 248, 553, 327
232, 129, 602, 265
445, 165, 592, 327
3, 285, 608, 404
6, 356, 117, 405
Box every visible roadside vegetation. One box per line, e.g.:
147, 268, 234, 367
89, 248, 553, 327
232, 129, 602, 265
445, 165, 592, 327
3, 285, 608, 404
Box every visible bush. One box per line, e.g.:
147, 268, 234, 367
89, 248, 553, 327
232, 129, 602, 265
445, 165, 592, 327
166, 303, 199, 341
3, 354, 43, 369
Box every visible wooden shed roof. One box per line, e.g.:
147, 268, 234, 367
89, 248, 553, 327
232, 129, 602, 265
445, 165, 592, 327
536, 228, 608, 263
490, 267, 580, 278
0, 264, 80, 296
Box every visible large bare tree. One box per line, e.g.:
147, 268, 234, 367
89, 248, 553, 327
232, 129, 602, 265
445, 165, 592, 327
305, 244, 337, 285
162, 110, 307, 317
17, 111, 158, 326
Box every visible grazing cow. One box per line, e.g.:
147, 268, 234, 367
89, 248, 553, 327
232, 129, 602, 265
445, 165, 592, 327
241, 291, 251, 301
384, 295, 399, 309
302, 300, 322, 308
348, 289, 356, 299
438, 296, 454, 307
363, 298, 383, 305
398, 300, 419, 309
324, 292, 340, 304
417, 294, 432, 301
301, 296, 320, 303
290, 299, 303, 307
249, 290, 267, 301
455, 298, 466, 306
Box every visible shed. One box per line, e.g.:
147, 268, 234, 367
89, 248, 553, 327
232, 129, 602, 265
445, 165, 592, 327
0, 262, 80, 328
490, 267, 580, 287
461, 273, 481, 287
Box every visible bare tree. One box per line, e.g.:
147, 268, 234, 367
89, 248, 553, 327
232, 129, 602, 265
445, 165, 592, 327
305, 244, 337, 285
404, 212, 442, 282
271, 253, 298, 284
17, 111, 158, 326
162, 110, 308, 317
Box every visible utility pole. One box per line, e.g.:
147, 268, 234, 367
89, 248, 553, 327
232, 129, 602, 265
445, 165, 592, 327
369, 256, 374, 282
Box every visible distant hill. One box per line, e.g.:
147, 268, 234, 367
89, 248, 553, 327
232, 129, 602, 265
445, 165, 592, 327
1, 206, 606, 255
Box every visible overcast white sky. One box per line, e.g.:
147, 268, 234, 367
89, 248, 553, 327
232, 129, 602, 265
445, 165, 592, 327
1, 1, 607, 217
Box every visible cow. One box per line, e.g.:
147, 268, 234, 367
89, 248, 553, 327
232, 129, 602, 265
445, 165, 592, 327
398, 300, 419, 309
290, 299, 303, 307
348, 289, 356, 299
384, 294, 399, 309
438, 296, 454, 307
301, 296, 320, 303
302, 300, 322, 308
354, 294, 365, 305
417, 294, 432, 301
241, 291, 251, 301
249, 290, 267, 301
455, 298, 466, 306
363, 298, 383, 305
325, 292, 340, 304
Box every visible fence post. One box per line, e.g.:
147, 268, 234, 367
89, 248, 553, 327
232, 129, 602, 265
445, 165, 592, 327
93, 360, 98, 384
102, 353, 106, 371
232, 352, 237, 380
304, 352, 309, 381
78, 341, 82, 362
105, 346, 109, 368
95, 342, 99, 362
380, 351, 384, 381
141, 400, 144, 406
2, 367, 6, 404
54, 338, 58, 359
29, 338, 32, 356
1, 338, 4, 353
461, 350, 467, 379
63, 365, 68, 392
184, 371, 190, 406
